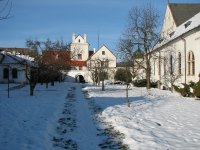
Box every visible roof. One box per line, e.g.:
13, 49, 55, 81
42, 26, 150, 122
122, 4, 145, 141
0, 47, 32, 55
154, 12, 200, 51
42, 50, 71, 65
0, 51, 37, 67
89, 45, 116, 60
169, 3, 200, 26
89, 51, 94, 57
70, 60, 86, 67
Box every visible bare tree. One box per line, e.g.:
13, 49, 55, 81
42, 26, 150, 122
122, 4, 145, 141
118, 3, 160, 89
25, 64, 39, 96
87, 59, 100, 85
161, 46, 181, 92
87, 58, 109, 91
26, 38, 70, 88
0, 0, 12, 20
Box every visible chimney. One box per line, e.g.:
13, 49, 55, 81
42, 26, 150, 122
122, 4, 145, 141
72, 33, 76, 42
93, 48, 96, 53
84, 34, 87, 43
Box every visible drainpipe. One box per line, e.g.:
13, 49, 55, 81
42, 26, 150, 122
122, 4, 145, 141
181, 37, 186, 84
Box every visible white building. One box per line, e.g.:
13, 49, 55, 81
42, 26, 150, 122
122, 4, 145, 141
0, 51, 36, 84
65, 33, 117, 83
151, 3, 200, 88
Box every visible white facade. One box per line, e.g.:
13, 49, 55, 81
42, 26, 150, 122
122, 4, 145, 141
161, 4, 177, 39
152, 10, 200, 88
89, 45, 116, 68
70, 33, 89, 61
66, 33, 117, 83
0, 52, 35, 83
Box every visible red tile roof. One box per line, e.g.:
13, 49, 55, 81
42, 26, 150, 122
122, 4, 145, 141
70, 60, 86, 67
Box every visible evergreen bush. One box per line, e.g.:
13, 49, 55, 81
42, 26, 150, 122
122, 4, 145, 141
194, 81, 200, 98
133, 79, 157, 88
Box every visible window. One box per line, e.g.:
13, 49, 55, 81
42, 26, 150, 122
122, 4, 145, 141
78, 39, 81, 43
101, 61, 108, 67
78, 54, 82, 59
184, 21, 192, 28
153, 59, 156, 75
178, 52, 181, 75
169, 31, 175, 37
12, 68, 18, 79
188, 51, 195, 75
3, 68, 9, 79
164, 58, 166, 75
170, 55, 173, 75
102, 51, 105, 55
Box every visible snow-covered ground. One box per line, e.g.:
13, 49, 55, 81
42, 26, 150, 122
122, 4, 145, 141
85, 85, 200, 150
1, 83, 200, 150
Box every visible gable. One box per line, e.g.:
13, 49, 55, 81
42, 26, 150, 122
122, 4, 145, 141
74, 35, 85, 44
161, 4, 178, 38
90, 45, 116, 60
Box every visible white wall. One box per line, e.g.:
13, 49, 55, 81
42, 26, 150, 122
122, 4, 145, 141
152, 29, 200, 86
89, 45, 116, 68
70, 33, 89, 61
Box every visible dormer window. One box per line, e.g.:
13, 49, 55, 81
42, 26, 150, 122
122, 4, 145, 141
78, 39, 81, 43
184, 21, 192, 28
169, 31, 175, 37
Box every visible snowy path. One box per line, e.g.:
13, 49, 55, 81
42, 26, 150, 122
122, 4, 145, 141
73, 84, 100, 150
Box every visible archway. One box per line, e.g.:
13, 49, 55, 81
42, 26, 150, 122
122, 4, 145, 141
75, 74, 85, 83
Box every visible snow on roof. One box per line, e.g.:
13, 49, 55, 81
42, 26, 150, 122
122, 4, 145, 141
0, 51, 37, 67
154, 12, 200, 51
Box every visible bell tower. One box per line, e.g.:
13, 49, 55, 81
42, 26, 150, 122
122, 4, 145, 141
70, 33, 89, 61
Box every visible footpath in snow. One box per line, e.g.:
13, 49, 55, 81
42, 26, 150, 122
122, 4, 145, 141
0, 83, 129, 150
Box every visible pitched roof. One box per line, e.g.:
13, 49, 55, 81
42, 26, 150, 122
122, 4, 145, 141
169, 3, 200, 26
42, 50, 71, 65
0, 47, 31, 55
154, 12, 200, 51
0, 51, 37, 67
70, 60, 86, 67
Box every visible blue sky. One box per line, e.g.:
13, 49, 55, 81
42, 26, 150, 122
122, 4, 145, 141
0, 0, 199, 52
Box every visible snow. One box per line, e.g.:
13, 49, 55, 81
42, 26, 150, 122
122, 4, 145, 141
85, 85, 200, 150
1, 83, 200, 149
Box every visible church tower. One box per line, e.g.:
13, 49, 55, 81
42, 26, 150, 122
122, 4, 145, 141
70, 33, 89, 61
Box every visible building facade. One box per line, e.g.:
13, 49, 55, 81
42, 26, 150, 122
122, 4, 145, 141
65, 33, 117, 83
151, 3, 200, 88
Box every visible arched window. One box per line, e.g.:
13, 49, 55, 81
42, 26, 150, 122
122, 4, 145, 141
12, 68, 18, 79
178, 52, 181, 75
188, 51, 195, 75
170, 55, 173, 75
3, 68, 9, 79
164, 58, 166, 75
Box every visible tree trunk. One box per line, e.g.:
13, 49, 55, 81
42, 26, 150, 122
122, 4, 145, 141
146, 59, 151, 89
46, 82, 48, 89
30, 84, 34, 96
51, 80, 54, 86
126, 84, 130, 107
102, 79, 105, 91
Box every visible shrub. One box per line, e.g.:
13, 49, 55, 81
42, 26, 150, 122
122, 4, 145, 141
133, 79, 158, 88
194, 81, 200, 98
115, 68, 132, 83
133, 79, 147, 87
174, 84, 192, 97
